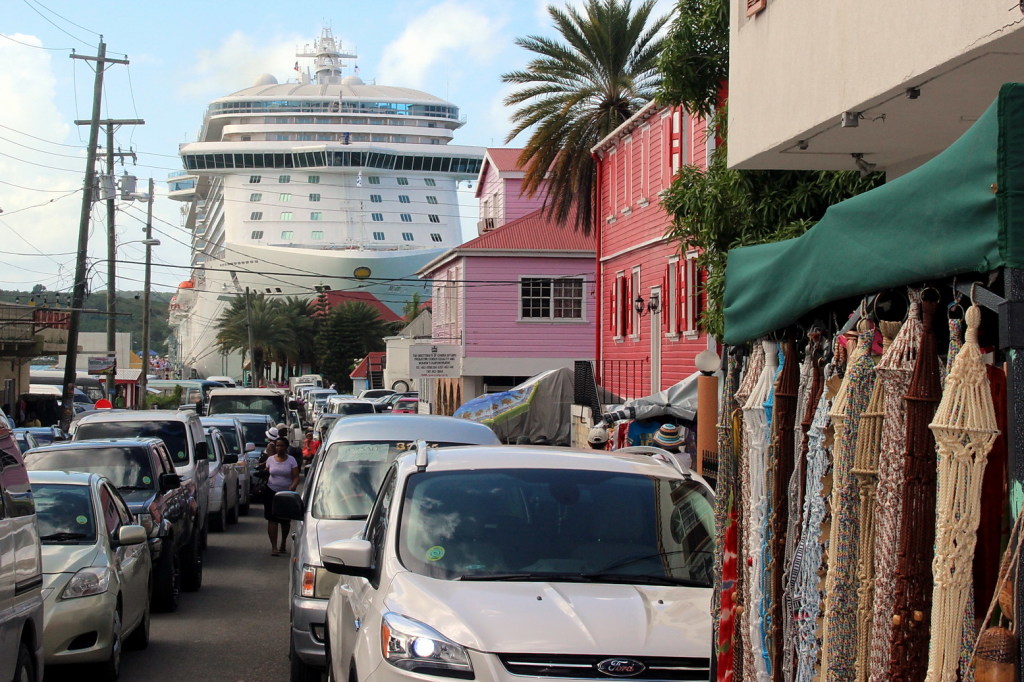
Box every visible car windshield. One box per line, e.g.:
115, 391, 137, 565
208, 395, 285, 424
216, 426, 241, 455
312, 441, 465, 520
237, 420, 269, 450
397, 469, 715, 586
33, 483, 97, 544
335, 403, 374, 416
75, 421, 190, 465
26, 447, 157, 501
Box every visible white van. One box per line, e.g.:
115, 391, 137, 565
0, 406, 44, 681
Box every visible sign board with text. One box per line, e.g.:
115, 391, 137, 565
88, 355, 116, 375
409, 344, 461, 379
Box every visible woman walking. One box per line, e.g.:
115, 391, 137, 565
260, 436, 299, 555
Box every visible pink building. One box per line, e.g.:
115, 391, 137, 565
474, 148, 550, 235
419, 209, 596, 415
592, 101, 713, 399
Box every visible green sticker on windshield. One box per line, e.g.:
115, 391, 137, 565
426, 546, 445, 561
75, 515, 88, 525
142, 476, 152, 485
177, 451, 185, 461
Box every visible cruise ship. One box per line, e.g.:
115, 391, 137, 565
167, 28, 482, 379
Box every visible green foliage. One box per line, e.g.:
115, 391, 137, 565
214, 292, 293, 387
402, 292, 427, 322
145, 385, 182, 409
502, 0, 669, 234
314, 302, 396, 391
655, 0, 728, 118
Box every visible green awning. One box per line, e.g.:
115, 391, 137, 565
722, 82, 1024, 344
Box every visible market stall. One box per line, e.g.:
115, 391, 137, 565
713, 83, 1024, 681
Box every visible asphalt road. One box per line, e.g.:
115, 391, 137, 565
47, 508, 295, 681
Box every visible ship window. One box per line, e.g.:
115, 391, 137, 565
373, 231, 385, 240
308, 175, 320, 184
428, 215, 441, 223
250, 230, 264, 240
250, 212, 263, 220
372, 135, 388, 142
309, 193, 321, 202
280, 193, 292, 202
399, 195, 411, 204
281, 212, 293, 221
430, 233, 443, 242
370, 194, 382, 203
396, 177, 409, 186
310, 212, 323, 221
276, 135, 291, 141
371, 213, 384, 222
250, 175, 262, 183
426, 196, 438, 204
279, 175, 291, 183
424, 179, 436, 186
250, 193, 262, 201
393, 136, 407, 143
281, 230, 294, 239
312, 231, 324, 240
402, 232, 414, 241
400, 213, 412, 222
365, 176, 380, 185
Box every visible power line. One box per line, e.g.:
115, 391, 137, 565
0, 32, 72, 51
20, 0, 94, 47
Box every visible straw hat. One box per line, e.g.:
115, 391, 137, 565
653, 424, 682, 449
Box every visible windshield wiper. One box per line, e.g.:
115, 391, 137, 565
580, 573, 710, 588
117, 485, 153, 492
40, 531, 92, 542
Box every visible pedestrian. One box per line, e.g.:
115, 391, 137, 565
587, 425, 609, 450
259, 436, 299, 556
301, 429, 320, 467
113, 386, 126, 408
653, 423, 683, 452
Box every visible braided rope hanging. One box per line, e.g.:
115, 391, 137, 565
868, 289, 923, 681
714, 352, 742, 681
851, 319, 901, 682
821, 324, 877, 682
925, 304, 1000, 682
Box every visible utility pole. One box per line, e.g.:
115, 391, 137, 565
61, 40, 129, 431
140, 178, 155, 404
244, 287, 255, 387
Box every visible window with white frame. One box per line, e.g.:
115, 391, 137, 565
612, 271, 630, 338
631, 267, 641, 337
281, 230, 294, 240
309, 193, 321, 202
402, 232, 414, 241
368, 176, 381, 185
250, 230, 264, 239
428, 214, 440, 223
279, 175, 291, 183
371, 213, 384, 222
370, 194, 382, 203
250, 211, 263, 220
400, 213, 412, 222
430, 233, 443, 242
426, 195, 438, 204
311, 231, 324, 240
249, 175, 261, 183
372, 231, 385, 240
279, 193, 292, 202
681, 252, 700, 334
666, 257, 680, 334
249, 193, 262, 201
396, 177, 409, 186
310, 211, 323, 221
399, 195, 411, 203
424, 178, 436, 186
520, 277, 584, 320
308, 175, 320, 184
280, 212, 293, 221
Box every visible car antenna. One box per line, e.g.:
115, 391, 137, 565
415, 440, 429, 472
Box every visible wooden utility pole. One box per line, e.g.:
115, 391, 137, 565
61, 40, 129, 430
140, 178, 155, 402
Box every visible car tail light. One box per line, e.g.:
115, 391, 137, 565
301, 564, 316, 597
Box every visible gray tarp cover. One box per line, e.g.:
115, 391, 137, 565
454, 367, 574, 445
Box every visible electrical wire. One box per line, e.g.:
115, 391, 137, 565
20, 0, 94, 48
0, 32, 72, 51
0, 189, 80, 218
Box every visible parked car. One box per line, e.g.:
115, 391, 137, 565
216, 413, 275, 469
326, 399, 377, 417
204, 427, 239, 532
302, 389, 337, 424
273, 414, 501, 681
0, 407, 44, 682
13, 428, 40, 453
391, 398, 419, 414
207, 388, 300, 446
23, 438, 189, 612
30, 470, 151, 678
372, 392, 418, 412
319, 444, 715, 682
201, 416, 253, 515
18, 426, 69, 447
355, 388, 395, 401
69, 410, 208, 592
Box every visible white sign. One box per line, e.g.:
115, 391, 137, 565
409, 344, 461, 379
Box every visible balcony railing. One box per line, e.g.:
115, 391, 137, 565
598, 359, 649, 402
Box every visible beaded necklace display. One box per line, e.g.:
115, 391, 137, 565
821, 325, 877, 681
714, 352, 742, 681
925, 304, 1000, 682
867, 290, 923, 681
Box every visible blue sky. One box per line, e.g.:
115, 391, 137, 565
1, 0, 674, 296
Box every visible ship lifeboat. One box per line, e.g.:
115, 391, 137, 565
176, 280, 196, 309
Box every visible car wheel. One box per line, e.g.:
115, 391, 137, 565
210, 496, 226, 532
13, 641, 36, 682
97, 607, 122, 680
152, 545, 180, 612
125, 590, 151, 650
181, 529, 203, 592
227, 489, 240, 524
290, 637, 323, 682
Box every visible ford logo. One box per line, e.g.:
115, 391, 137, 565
596, 658, 646, 677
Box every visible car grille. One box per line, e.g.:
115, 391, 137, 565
497, 654, 710, 680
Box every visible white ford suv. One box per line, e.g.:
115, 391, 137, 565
321, 444, 715, 682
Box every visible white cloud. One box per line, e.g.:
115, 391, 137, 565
178, 30, 304, 99
377, 1, 506, 91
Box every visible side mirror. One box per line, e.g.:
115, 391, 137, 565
321, 538, 374, 577
245, 442, 256, 453
222, 453, 238, 464
159, 472, 182, 492
288, 400, 300, 410
116, 524, 148, 546
195, 441, 208, 461
272, 490, 305, 521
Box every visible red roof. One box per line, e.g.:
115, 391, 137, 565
458, 208, 594, 252
323, 290, 402, 323
484, 148, 526, 172
349, 351, 386, 379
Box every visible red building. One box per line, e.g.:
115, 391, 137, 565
592, 102, 712, 399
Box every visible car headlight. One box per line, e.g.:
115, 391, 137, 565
300, 564, 339, 599
381, 612, 473, 678
61, 566, 111, 599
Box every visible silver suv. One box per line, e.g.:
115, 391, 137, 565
0, 407, 44, 681
70, 410, 209, 592
273, 414, 500, 682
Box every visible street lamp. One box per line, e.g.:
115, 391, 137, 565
135, 179, 157, 405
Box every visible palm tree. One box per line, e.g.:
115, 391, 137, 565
214, 292, 291, 386
275, 296, 316, 378
315, 302, 397, 390
502, 0, 669, 234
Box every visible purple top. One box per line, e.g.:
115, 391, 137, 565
266, 455, 297, 492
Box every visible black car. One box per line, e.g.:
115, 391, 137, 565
23, 438, 190, 612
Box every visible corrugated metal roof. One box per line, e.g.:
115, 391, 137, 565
459, 208, 595, 252
485, 148, 526, 172
324, 291, 402, 323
